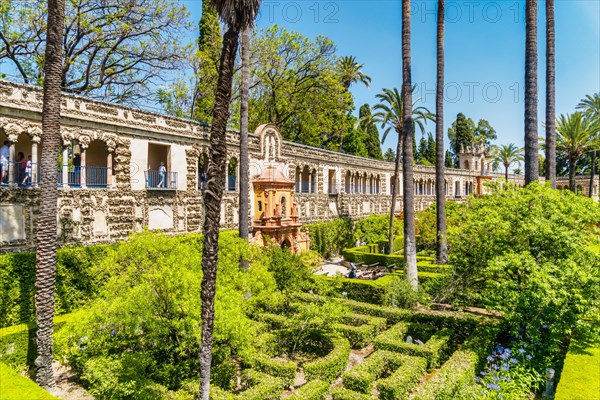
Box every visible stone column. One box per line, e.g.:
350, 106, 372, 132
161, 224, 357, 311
62, 146, 69, 188
80, 146, 87, 188
107, 151, 113, 188
31, 141, 39, 187
8, 142, 15, 186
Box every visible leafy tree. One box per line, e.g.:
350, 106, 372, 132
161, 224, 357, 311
494, 143, 524, 182
447, 113, 476, 164
444, 184, 600, 368
384, 148, 396, 162
358, 104, 383, 160
577, 93, 600, 197
194, 1, 222, 124
556, 112, 599, 192
444, 149, 454, 168
0, 0, 190, 106
199, 1, 261, 399
370, 87, 434, 255
426, 133, 436, 165
34, 0, 65, 388
416, 135, 428, 165
248, 26, 348, 149
473, 119, 497, 145
342, 120, 369, 158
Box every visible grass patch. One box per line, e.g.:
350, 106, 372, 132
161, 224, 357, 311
555, 339, 600, 400
0, 362, 58, 400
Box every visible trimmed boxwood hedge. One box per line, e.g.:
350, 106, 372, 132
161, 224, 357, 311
248, 353, 297, 386
288, 379, 329, 400
331, 387, 372, 400
342, 350, 404, 393
304, 337, 350, 383
335, 314, 387, 349
377, 355, 427, 400
413, 321, 502, 400
412, 350, 478, 400
237, 370, 284, 400
373, 322, 453, 370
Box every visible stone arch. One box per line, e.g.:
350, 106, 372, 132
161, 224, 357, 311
344, 170, 352, 193
255, 124, 282, 161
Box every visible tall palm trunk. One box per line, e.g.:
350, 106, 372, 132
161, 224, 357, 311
589, 151, 596, 198
199, 27, 239, 400
388, 132, 402, 254
524, 0, 539, 185
545, 0, 556, 188
35, 0, 65, 388
435, 0, 447, 264
402, 0, 418, 289
239, 27, 250, 250
568, 158, 577, 193
505, 165, 509, 183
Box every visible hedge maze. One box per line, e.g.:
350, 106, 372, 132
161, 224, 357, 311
206, 293, 500, 399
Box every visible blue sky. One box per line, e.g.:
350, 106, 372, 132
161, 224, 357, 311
182, 0, 600, 151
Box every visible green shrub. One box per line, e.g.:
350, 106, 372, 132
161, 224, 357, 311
354, 215, 401, 245
412, 350, 478, 400
0, 245, 111, 327
292, 292, 411, 326
342, 351, 404, 393
288, 379, 329, 400
410, 310, 480, 343
373, 323, 453, 370
210, 386, 236, 400
237, 370, 284, 400
304, 337, 350, 383
248, 353, 297, 386
312, 274, 396, 305
334, 314, 387, 349
377, 355, 427, 400
306, 218, 353, 258
330, 387, 372, 400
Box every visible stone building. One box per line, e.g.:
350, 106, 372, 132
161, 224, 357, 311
0, 80, 597, 252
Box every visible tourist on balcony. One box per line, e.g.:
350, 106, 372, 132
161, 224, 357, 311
0, 141, 9, 184
17, 152, 26, 184
158, 162, 166, 188
73, 154, 81, 186
22, 155, 32, 186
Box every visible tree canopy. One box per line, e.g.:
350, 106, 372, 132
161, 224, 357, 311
0, 0, 191, 106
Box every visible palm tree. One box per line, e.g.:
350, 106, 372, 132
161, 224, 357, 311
556, 112, 599, 193
435, 0, 447, 264
545, 0, 556, 188
577, 93, 600, 198
524, 0, 539, 185
200, 1, 261, 399
494, 143, 524, 182
35, 0, 65, 388
338, 56, 371, 151
402, 0, 418, 289
239, 27, 250, 251
370, 88, 433, 255
338, 56, 372, 90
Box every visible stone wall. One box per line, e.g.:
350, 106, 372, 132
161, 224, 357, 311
0, 80, 597, 253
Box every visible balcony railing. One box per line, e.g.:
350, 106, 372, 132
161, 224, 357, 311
0, 161, 39, 187
227, 175, 237, 191
328, 183, 340, 194
56, 166, 109, 188
145, 170, 177, 190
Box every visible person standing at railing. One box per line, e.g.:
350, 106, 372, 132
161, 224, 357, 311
73, 154, 81, 186
0, 141, 9, 184
22, 155, 32, 186
158, 162, 166, 188
16, 152, 26, 184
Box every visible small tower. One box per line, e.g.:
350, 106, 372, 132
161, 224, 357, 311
458, 143, 494, 195
250, 165, 309, 253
